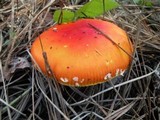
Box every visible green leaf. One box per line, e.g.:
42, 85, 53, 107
53, 10, 75, 23
53, 0, 119, 23
75, 0, 119, 18
133, 0, 153, 6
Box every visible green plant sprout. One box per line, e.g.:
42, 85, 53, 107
53, 0, 119, 23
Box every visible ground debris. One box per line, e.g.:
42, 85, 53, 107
2, 57, 30, 81
9, 57, 30, 73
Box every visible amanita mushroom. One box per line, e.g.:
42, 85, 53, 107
31, 19, 133, 86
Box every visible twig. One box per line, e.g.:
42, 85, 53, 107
88, 23, 135, 61
71, 62, 160, 106
0, 60, 12, 119
4, 0, 56, 74
36, 78, 70, 120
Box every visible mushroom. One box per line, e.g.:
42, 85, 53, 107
31, 19, 133, 86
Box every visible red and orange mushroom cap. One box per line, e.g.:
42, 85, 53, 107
31, 19, 133, 86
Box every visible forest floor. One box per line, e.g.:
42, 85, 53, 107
0, 0, 160, 120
